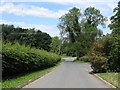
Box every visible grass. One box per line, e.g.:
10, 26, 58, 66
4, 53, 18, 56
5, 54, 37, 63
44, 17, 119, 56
61, 59, 66, 62
73, 60, 90, 63
97, 73, 119, 88
2, 64, 60, 88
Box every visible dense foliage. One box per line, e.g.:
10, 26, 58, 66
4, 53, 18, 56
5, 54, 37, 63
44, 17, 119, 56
79, 56, 90, 62
57, 7, 106, 57
108, 36, 120, 72
89, 38, 109, 72
50, 36, 61, 55
109, 1, 120, 35
2, 42, 61, 77
1, 24, 52, 51
56, 2, 120, 73
89, 34, 120, 72
107, 1, 120, 72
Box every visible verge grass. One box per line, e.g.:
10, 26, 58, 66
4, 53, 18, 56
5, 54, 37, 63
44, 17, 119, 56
61, 59, 66, 62
97, 73, 119, 88
73, 60, 90, 63
2, 64, 60, 88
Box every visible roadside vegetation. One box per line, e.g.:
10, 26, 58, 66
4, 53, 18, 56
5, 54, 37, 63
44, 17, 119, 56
2, 64, 60, 88
97, 73, 119, 88
1, 25, 61, 88
88, 1, 120, 73
73, 56, 90, 63
61, 59, 66, 62
2, 42, 61, 78
73, 60, 89, 63
2, 42, 61, 88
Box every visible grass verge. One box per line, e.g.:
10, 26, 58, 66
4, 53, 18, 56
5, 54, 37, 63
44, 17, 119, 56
2, 64, 60, 88
73, 60, 90, 63
97, 73, 119, 88
61, 59, 66, 62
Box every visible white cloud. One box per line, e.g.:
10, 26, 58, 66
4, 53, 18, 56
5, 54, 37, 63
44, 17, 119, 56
0, 3, 68, 18
0, 1, 118, 18
2, 0, 118, 3
0, 20, 59, 36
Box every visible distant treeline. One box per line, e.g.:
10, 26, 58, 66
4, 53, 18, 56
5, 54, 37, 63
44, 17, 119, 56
1, 24, 52, 51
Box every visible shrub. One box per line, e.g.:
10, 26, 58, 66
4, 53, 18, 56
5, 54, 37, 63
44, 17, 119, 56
89, 35, 120, 72
89, 55, 109, 73
79, 56, 90, 62
2, 42, 61, 77
89, 39, 109, 73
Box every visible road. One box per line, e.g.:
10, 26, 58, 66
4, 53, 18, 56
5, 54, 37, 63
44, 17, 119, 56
23, 57, 111, 88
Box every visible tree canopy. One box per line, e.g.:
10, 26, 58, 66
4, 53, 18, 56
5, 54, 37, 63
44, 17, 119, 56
58, 7, 82, 43
1, 24, 52, 51
109, 1, 120, 35
58, 7, 107, 57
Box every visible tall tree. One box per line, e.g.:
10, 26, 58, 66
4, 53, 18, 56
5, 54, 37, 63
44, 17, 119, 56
58, 7, 82, 43
84, 7, 107, 27
108, 1, 120, 72
83, 7, 107, 41
109, 1, 120, 35
58, 7, 107, 57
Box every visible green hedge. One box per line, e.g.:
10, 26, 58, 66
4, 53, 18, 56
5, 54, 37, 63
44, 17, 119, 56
79, 56, 90, 62
2, 42, 61, 77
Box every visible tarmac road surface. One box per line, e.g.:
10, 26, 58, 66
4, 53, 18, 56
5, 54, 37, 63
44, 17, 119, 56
23, 57, 111, 88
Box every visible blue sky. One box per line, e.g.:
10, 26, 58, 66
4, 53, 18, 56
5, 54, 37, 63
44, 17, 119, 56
0, 0, 119, 37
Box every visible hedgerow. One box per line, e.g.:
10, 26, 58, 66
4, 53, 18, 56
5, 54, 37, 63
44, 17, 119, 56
79, 56, 90, 62
2, 42, 61, 77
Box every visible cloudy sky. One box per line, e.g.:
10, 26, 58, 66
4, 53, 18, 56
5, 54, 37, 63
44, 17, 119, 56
0, 0, 119, 37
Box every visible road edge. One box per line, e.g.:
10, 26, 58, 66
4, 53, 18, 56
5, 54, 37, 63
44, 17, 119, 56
94, 74, 116, 88
16, 63, 61, 89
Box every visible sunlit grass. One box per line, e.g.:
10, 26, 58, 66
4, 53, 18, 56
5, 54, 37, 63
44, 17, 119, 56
2, 64, 60, 88
73, 60, 90, 63
97, 73, 119, 88
61, 59, 66, 62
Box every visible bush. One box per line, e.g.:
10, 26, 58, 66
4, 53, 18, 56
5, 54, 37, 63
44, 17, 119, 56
108, 36, 120, 72
89, 55, 109, 73
89, 35, 120, 73
89, 39, 109, 73
79, 56, 90, 62
2, 42, 61, 77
